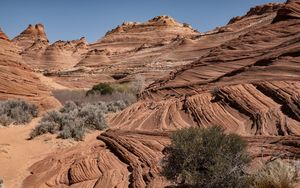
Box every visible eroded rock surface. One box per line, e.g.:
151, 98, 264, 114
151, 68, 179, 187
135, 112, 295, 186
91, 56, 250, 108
21, 1, 300, 187
0, 30, 60, 110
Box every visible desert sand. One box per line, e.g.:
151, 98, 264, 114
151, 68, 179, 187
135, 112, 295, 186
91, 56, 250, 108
0, 119, 101, 187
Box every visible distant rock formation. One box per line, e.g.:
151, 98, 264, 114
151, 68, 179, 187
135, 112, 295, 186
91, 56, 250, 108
13, 23, 88, 71
13, 24, 48, 50
0, 33, 60, 110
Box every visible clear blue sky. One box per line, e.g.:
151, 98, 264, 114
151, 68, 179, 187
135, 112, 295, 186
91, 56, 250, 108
0, 0, 285, 43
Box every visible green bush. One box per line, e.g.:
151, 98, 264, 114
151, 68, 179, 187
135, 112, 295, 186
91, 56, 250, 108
86, 83, 114, 96
162, 126, 251, 188
0, 100, 38, 126
30, 100, 128, 141
251, 160, 299, 188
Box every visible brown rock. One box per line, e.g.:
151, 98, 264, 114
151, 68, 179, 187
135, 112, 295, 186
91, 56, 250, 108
0, 35, 60, 110
273, 0, 300, 22
13, 24, 48, 50
228, 3, 283, 24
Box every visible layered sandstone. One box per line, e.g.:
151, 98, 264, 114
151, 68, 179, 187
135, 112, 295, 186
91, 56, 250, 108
13, 24, 48, 50
0, 31, 60, 110
23, 1, 300, 187
51, 10, 282, 88
13, 24, 88, 71
22, 37, 88, 70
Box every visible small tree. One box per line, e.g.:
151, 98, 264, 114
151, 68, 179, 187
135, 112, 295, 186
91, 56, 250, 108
162, 126, 251, 188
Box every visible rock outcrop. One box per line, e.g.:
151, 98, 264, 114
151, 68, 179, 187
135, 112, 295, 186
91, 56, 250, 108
272, 0, 300, 22
13, 24, 48, 50
0, 31, 60, 110
19, 1, 300, 187
22, 37, 88, 70
13, 24, 88, 71
51, 9, 282, 88
228, 3, 283, 24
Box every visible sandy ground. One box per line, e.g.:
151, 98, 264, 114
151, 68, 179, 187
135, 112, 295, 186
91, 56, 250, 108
0, 118, 101, 188
35, 73, 68, 90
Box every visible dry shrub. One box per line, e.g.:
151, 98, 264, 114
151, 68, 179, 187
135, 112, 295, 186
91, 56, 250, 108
162, 126, 251, 188
0, 100, 38, 126
251, 159, 299, 188
30, 100, 128, 141
53, 90, 136, 105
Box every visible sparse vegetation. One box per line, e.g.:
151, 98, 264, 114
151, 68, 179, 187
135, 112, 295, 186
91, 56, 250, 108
131, 74, 146, 94
53, 75, 146, 106
30, 100, 128, 141
53, 89, 136, 105
162, 126, 251, 188
86, 74, 145, 96
251, 159, 299, 188
86, 83, 114, 96
0, 100, 38, 126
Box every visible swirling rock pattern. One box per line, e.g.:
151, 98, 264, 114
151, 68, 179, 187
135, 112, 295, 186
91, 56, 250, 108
23, 1, 300, 187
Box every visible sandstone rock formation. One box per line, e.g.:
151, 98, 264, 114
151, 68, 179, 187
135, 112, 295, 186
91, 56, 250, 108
273, 0, 300, 22
49, 10, 283, 88
23, 1, 300, 187
47, 15, 200, 88
12, 24, 88, 71
0, 30, 60, 110
22, 37, 88, 70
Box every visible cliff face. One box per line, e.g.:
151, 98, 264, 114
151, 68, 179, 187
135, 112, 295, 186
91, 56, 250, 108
22, 1, 300, 188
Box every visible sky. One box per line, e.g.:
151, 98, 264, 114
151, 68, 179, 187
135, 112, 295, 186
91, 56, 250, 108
0, 0, 285, 43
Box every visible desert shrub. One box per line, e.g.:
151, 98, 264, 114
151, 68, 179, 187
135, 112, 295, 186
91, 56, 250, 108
251, 159, 299, 188
58, 119, 85, 141
107, 100, 128, 112
111, 83, 132, 93
162, 126, 251, 188
131, 74, 146, 94
30, 100, 127, 140
0, 114, 11, 126
59, 101, 78, 113
78, 103, 107, 130
53, 89, 136, 105
86, 83, 114, 96
0, 100, 38, 126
